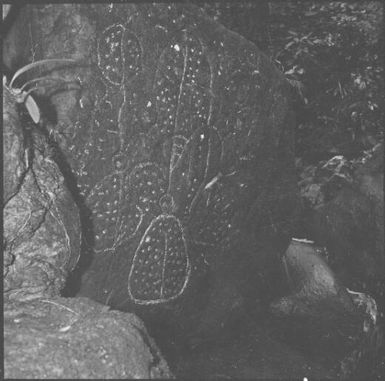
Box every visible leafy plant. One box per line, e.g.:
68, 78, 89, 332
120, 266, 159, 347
3, 58, 77, 124
269, 1, 383, 162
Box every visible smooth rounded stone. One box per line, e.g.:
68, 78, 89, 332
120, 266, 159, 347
2, 4, 11, 19
4, 297, 172, 379
12, 3, 298, 337
270, 239, 357, 321
3, 85, 81, 302
269, 239, 383, 377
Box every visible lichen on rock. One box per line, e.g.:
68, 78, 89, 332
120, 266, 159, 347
3, 85, 81, 302
4, 297, 173, 379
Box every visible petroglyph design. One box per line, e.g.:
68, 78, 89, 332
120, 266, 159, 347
125, 36, 230, 304
29, 4, 294, 315
128, 214, 190, 304
168, 127, 223, 217
126, 160, 191, 304
94, 91, 120, 134
88, 171, 144, 253
122, 31, 141, 80
126, 162, 167, 227
97, 24, 141, 85
98, 24, 125, 85
75, 25, 144, 253
79, 20, 261, 305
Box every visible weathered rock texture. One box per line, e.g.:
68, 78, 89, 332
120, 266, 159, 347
4, 296, 172, 379
299, 145, 384, 297
3, 85, 81, 302
196, 1, 271, 51
270, 239, 382, 378
354, 143, 384, 284
9, 3, 298, 337
271, 240, 359, 322
3, 89, 171, 376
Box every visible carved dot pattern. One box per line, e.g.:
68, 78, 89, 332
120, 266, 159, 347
122, 31, 141, 80
88, 173, 123, 252
168, 129, 207, 216
127, 163, 166, 217
98, 24, 125, 85
125, 36, 225, 304
75, 15, 261, 307
128, 214, 190, 304
154, 45, 184, 136
87, 168, 145, 253
95, 95, 116, 128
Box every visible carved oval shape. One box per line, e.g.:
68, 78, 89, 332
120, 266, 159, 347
122, 30, 141, 80
128, 214, 191, 304
127, 162, 166, 216
97, 24, 125, 85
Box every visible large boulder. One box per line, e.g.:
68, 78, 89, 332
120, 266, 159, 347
3, 82, 81, 302
4, 296, 172, 379
4, 66, 174, 380
5, 3, 299, 339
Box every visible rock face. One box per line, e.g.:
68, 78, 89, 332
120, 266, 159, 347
10, 3, 298, 336
353, 143, 384, 285
300, 145, 384, 296
197, 2, 271, 51
3, 84, 81, 302
269, 239, 382, 377
270, 239, 357, 320
4, 297, 172, 379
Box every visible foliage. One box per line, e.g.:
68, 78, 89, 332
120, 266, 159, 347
197, 1, 383, 163
268, 1, 384, 162
4, 59, 78, 124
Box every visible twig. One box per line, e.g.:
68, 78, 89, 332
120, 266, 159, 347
41, 299, 79, 316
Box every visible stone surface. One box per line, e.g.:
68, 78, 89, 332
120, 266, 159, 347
2, 4, 11, 20
197, 2, 271, 51
4, 297, 172, 379
269, 239, 382, 378
354, 143, 384, 283
168, 314, 337, 379
270, 239, 358, 321
12, 3, 298, 337
3, 85, 81, 302
300, 145, 384, 296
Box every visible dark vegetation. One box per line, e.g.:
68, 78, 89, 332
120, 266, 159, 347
195, 2, 384, 378
197, 0, 384, 297
270, 1, 383, 163
199, 1, 383, 163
